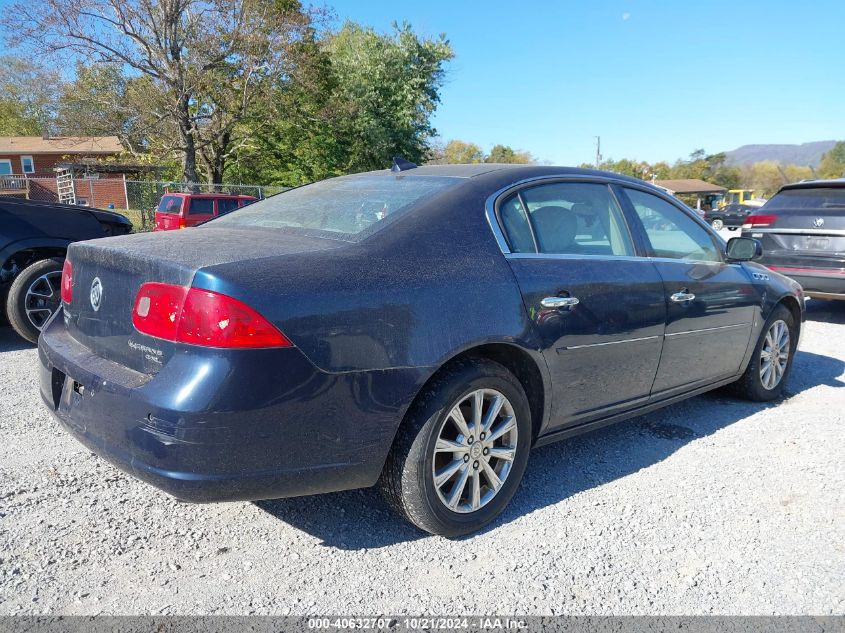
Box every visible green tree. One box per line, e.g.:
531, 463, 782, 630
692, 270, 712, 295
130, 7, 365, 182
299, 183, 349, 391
3, 0, 315, 184
818, 141, 845, 179
443, 139, 485, 164
486, 144, 534, 164
0, 56, 59, 135
325, 21, 453, 173
231, 22, 453, 185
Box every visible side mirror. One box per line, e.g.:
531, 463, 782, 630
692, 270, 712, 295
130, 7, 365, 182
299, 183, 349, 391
726, 236, 763, 261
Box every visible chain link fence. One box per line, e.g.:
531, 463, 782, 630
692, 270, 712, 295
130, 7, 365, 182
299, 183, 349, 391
125, 181, 288, 231
1, 177, 287, 232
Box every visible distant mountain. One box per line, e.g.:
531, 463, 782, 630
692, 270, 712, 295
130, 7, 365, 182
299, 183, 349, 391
723, 141, 837, 167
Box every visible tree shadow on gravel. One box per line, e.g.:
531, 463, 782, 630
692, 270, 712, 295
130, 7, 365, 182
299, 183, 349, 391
0, 325, 34, 352
257, 348, 844, 550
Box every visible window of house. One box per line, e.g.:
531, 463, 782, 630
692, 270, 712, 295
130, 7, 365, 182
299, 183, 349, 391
20, 156, 35, 174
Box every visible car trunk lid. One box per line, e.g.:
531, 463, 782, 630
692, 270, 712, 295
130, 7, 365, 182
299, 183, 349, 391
63, 227, 345, 374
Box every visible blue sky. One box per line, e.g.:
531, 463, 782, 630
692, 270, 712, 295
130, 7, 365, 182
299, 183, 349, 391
330, 0, 844, 165
2, 0, 841, 165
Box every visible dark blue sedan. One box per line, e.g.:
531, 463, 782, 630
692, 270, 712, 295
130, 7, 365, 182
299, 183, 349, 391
38, 164, 804, 536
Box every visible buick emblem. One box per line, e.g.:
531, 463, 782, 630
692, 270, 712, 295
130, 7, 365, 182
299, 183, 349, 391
813, 217, 825, 228
90, 277, 103, 312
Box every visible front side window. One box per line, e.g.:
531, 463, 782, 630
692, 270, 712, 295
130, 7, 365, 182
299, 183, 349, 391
501, 182, 634, 256
21, 156, 34, 174
625, 188, 721, 263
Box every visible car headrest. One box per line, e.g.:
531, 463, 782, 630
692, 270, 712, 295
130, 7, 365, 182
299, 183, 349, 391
531, 205, 577, 253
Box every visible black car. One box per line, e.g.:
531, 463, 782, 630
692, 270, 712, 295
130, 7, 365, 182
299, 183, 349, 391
742, 179, 845, 300
0, 196, 132, 342
38, 164, 803, 536
704, 203, 756, 231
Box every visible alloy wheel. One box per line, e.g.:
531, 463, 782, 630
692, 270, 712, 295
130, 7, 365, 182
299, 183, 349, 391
711, 218, 724, 230
24, 271, 62, 330
760, 319, 790, 390
431, 388, 518, 514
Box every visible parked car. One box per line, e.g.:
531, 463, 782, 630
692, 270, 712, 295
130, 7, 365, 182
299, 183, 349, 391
704, 203, 756, 231
154, 192, 257, 231
0, 196, 132, 343
742, 179, 845, 300
39, 164, 804, 536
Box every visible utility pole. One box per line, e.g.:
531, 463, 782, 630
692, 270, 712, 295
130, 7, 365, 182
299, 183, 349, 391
594, 136, 602, 169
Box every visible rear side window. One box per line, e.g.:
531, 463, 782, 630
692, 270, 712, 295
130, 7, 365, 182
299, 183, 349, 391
765, 188, 845, 211
157, 195, 184, 214
501, 182, 633, 256
211, 175, 460, 240
217, 198, 239, 214
189, 199, 215, 215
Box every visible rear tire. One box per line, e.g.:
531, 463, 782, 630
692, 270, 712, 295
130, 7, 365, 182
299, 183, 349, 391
6, 257, 64, 344
379, 359, 532, 537
710, 218, 724, 230
730, 304, 797, 401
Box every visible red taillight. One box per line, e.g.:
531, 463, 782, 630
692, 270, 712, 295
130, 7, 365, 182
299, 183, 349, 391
178, 216, 187, 230
132, 283, 292, 349
742, 214, 778, 228
61, 259, 73, 304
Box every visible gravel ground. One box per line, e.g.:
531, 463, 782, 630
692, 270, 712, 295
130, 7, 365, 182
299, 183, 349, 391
1, 300, 843, 616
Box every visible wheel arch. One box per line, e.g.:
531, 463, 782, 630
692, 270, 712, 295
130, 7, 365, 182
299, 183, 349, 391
401, 341, 550, 445
0, 238, 70, 276
775, 294, 803, 333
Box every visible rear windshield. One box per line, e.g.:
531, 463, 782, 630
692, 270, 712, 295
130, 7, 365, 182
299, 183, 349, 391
766, 188, 845, 211
210, 174, 460, 240
157, 195, 184, 214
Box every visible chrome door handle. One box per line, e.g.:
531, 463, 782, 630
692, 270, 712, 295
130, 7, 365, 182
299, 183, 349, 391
670, 291, 696, 302
541, 296, 579, 309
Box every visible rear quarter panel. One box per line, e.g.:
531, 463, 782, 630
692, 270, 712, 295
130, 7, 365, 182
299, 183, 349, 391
193, 181, 537, 374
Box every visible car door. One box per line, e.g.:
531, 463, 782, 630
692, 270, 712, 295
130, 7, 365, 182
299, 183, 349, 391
495, 179, 667, 430
618, 186, 758, 396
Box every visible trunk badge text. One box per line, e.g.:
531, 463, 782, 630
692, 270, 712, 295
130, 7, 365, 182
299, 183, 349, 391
90, 277, 103, 312
813, 218, 825, 228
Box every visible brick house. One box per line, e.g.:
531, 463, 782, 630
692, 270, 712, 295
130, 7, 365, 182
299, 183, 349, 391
0, 136, 131, 209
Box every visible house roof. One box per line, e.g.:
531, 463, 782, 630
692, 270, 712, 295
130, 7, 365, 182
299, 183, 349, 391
653, 179, 726, 194
0, 136, 124, 155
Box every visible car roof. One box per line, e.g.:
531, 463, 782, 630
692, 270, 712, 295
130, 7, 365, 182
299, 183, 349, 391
778, 178, 845, 192
368, 163, 649, 186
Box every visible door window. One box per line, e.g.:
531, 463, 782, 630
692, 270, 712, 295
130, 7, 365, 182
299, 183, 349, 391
188, 198, 214, 215
625, 189, 721, 263
500, 182, 633, 256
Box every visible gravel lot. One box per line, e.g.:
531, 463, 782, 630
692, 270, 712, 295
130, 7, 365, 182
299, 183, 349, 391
1, 300, 843, 616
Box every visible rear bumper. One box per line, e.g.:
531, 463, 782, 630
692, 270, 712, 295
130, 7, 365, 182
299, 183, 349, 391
765, 266, 845, 300
38, 312, 423, 502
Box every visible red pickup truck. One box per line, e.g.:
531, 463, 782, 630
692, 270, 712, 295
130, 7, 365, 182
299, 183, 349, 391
154, 193, 257, 230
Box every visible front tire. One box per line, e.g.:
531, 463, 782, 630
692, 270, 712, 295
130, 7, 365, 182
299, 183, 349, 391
6, 257, 64, 344
710, 218, 724, 230
379, 359, 532, 537
730, 304, 797, 401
